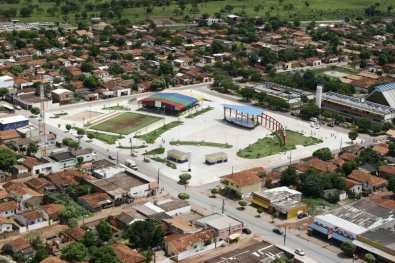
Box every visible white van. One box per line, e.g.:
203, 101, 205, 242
125, 159, 138, 170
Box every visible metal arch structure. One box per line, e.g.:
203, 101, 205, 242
223, 105, 286, 145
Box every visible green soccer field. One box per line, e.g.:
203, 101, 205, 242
90, 112, 163, 135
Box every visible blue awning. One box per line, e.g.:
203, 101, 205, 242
223, 104, 264, 116
332, 232, 352, 242
309, 223, 328, 235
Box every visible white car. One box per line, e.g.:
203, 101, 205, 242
310, 122, 315, 127
295, 248, 305, 256
315, 125, 320, 129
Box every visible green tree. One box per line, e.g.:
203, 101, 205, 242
0, 148, 17, 170
77, 156, 84, 167
27, 141, 39, 156
31, 248, 48, 263
83, 77, 101, 90
272, 257, 292, 263
342, 160, 358, 175
312, 147, 332, 161
77, 128, 86, 136
90, 246, 121, 263
1, 244, 13, 255
10, 65, 24, 75
123, 220, 164, 250
65, 124, 72, 131
280, 166, 299, 186
348, 131, 358, 143
179, 173, 191, 184
387, 177, 395, 193
178, 192, 190, 200
256, 207, 264, 217
239, 87, 255, 101
80, 62, 93, 73
96, 220, 113, 241
30, 107, 41, 115
61, 242, 88, 262
300, 169, 328, 197
357, 117, 372, 133
340, 240, 356, 257
108, 64, 124, 75
238, 200, 247, 210
159, 61, 174, 76
210, 188, 218, 197
82, 231, 100, 248
364, 253, 376, 263
300, 103, 320, 118
20, 7, 33, 17
141, 250, 154, 262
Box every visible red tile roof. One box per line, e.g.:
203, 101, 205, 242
379, 165, 395, 176
348, 170, 388, 187
21, 156, 41, 169
39, 204, 64, 216
110, 243, 146, 263
338, 152, 358, 161
40, 256, 68, 263
307, 158, 337, 172
9, 237, 31, 252
65, 227, 86, 241
18, 210, 42, 221
0, 201, 18, 212
78, 193, 112, 209
165, 229, 217, 252
221, 167, 264, 187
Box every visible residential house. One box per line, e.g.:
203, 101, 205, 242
306, 158, 338, 173
345, 178, 364, 196
78, 192, 113, 212
24, 177, 56, 193
0, 216, 13, 233
51, 88, 74, 105
195, 213, 243, 240
220, 167, 264, 199
0, 130, 20, 142
73, 148, 93, 163
22, 156, 54, 176
264, 170, 282, 188
347, 170, 388, 193
38, 204, 64, 221
111, 211, 145, 229
306, 57, 322, 66
50, 151, 77, 170
41, 256, 67, 263
15, 210, 44, 226
164, 229, 219, 261
8, 237, 34, 256
0, 201, 18, 218
110, 243, 146, 263
252, 186, 307, 219
9, 186, 43, 209
45, 169, 91, 189
10, 164, 29, 177
379, 165, 395, 178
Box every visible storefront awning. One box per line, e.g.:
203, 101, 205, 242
332, 232, 352, 243
229, 233, 240, 240
252, 198, 269, 209
309, 223, 328, 235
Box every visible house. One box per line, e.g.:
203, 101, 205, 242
163, 217, 199, 234
10, 164, 29, 177
78, 192, 113, 212
9, 186, 43, 209
8, 237, 34, 256
38, 204, 64, 221
40, 256, 68, 263
155, 199, 191, 216
50, 151, 77, 169
73, 148, 93, 163
220, 167, 264, 199
347, 170, 387, 193
45, 169, 87, 188
51, 89, 74, 105
322, 189, 347, 201
64, 227, 86, 241
306, 57, 322, 66
0, 129, 20, 142
0, 216, 13, 233
15, 210, 44, 226
24, 177, 56, 193
252, 186, 307, 219
345, 178, 364, 196
0, 75, 14, 89
164, 229, 220, 261
111, 211, 145, 229
110, 243, 146, 263
0, 115, 29, 131
22, 156, 54, 176
195, 213, 243, 240
0, 201, 18, 218
379, 165, 395, 178
306, 158, 338, 173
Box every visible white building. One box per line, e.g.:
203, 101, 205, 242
0, 76, 14, 89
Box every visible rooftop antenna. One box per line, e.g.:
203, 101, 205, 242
37, 68, 47, 157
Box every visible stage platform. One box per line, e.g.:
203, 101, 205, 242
224, 116, 258, 129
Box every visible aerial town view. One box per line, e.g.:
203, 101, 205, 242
0, 0, 394, 262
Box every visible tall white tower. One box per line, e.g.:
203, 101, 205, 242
316, 85, 323, 108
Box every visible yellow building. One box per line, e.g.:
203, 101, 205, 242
220, 167, 264, 199
252, 186, 307, 219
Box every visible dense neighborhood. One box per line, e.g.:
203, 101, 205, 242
0, 2, 393, 263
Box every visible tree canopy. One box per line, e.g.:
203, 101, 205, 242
61, 242, 88, 262
123, 220, 164, 250
312, 147, 332, 161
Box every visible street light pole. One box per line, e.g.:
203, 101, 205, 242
157, 167, 162, 184
129, 137, 133, 156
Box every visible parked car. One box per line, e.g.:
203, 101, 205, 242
14, 105, 22, 110
108, 155, 116, 160
297, 213, 308, 219
310, 122, 315, 127
242, 227, 251, 234
272, 228, 283, 235
295, 248, 305, 256
309, 117, 318, 122
326, 123, 334, 127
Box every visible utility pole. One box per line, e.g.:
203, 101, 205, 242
222, 199, 225, 214
284, 226, 287, 246
129, 137, 133, 156
157, 168, 162, 184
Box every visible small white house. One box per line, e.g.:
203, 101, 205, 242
0, 201, 18, 218
15, 210, 44, 226
0, 216, 13, 233
0, 76, 14, 89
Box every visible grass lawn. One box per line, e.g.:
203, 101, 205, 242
103, 105, 130, 111
143, 147, 165, 155
151, 157, 177, 169
87, 131, 123, 145
170, 140, 232, 148
135, 121, 183, 144
117, 145, 147, 149
302, 196, 338, 215
310, 66, 358, 76
237, 130, 322, 159
1, 0, 392, 25
90, 112, 162, 135
186, 107, 214, 119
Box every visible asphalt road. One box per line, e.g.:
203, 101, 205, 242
28, 85, 370, 263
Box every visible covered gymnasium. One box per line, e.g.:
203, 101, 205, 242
140, 93, 199, 114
